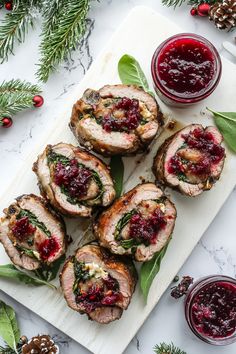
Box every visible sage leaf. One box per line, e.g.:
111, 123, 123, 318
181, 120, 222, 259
0, 264, 56, 289
140, 240, 171, 302
110, 156, 124, 198
0, 301, 20, 352
118, 54, 153, 95
34, 255, 66, 282
207, 108, 236, 152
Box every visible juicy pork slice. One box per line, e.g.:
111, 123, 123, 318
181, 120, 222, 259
60, 244, 137, 324
153, 124, 226, 197
0, 194, 67, 270
70, 84, 163, 156
33, 143, 116, 217
94, 183, 177, 262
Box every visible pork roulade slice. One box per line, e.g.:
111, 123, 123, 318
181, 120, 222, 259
0, 194, 67, 271
153, 124, 226, 197
60, 244, 137, 324
70, 84, 163, 156
94, 183, 177, 262
33, 143, 116, 217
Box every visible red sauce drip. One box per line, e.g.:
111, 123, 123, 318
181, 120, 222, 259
129, 208, 167, 245
157, 38, 215, 96
54, 159, 92, 199
11, 217, 36, 241
38, 237, 60, 261
76, 275, 120, 312
102, 97, 141, 132
168, 128, 225, 176
191, 281, 236, 339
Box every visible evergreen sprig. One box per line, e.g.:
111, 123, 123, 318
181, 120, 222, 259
0, 79, 41, 117
0, 344, 20, 354
36, 0, 90, 82
154, 342, 186, 354
0, 1, 41, 62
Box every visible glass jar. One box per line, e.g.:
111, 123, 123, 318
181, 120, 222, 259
151, 33, 222, 107
185, 275, 236, 345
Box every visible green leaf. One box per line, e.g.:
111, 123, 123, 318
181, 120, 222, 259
118, 54, 153, 95
0, 264, 56, 289
34, 255, 66, 282
109, 156, 124, 198
19, 209, 51, 238
0, 301, 20, 352
207, 108, 236, 152
140, 240, 171, 301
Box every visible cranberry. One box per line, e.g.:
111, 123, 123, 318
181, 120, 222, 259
11, 217, 36, 241
104, 276, 119, 291
191, 282, 236, 339
101, 97, 141, 133
38, 237, 60, 261
168, 155, 185, 174
53, 159, 92, 199
101, 293, 119, 305
129, 208, 167, 245
157, 38, 215, 95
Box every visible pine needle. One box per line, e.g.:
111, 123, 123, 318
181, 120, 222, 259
161, 0, 187, 7
0, 1, 41, 62
153, 342, 187, 354
37, 0, 90, 82
0, 79, 41, 117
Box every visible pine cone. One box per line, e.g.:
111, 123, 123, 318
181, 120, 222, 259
22, 335, 59, 354
209, 0, 236, 31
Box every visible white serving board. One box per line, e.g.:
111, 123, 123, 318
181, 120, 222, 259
1, 6, 236, 354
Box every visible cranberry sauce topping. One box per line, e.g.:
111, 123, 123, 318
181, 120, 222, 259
11, 216, 36, 242
75, 274, 120, 313
191, 281, 236, 339
101, 97, 141, 133
38, 237, 60, 261
168, 128, 225, 177
129, 208, 167, 245
53, 158, 92, 200
157, 38, 215, 97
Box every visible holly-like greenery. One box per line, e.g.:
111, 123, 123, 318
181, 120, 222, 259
0, 0, 92, 82
154, 342, 186, 354
0, 79, 41, 117
162, 0, 217, 7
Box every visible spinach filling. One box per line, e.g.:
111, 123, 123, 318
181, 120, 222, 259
15, 244, 40, 261
47, 151, 104, 206
72, 259, 91, 294
18, 209, 51, 238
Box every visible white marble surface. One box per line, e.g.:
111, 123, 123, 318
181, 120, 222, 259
0, 1, 236, 353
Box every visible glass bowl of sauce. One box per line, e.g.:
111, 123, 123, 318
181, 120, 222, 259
151, 33, 222, 107
185, 275, 236, 345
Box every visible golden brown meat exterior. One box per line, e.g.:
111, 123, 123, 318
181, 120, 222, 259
0, 194, 67, 270
70, 84, 163, 156
60, 244, 137, 324
33, 143, 116, 217
94, 183, 177, 262
153, 124, 226, 197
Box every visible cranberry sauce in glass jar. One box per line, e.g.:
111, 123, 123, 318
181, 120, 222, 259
185, 275, 236, 345
151, 34, 222, 107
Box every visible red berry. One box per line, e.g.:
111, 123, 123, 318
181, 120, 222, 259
5, 1, 13, 11
33, 95, 44, 108
190, 8, 198, 16
197, 3, 211, 17
1, 117, 13, 128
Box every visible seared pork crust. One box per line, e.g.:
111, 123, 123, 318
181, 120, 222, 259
94, 183, 177, 262
60, 244, 137, 324
153, 124, 226, 197
33, 143, 116, 217
0, 194, 67, 270
70, 84, 163, 156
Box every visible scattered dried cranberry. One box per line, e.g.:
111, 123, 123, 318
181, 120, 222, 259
54, 159, 92, 199
102, 97, 141, 133
11, 217, 36, 241
38, 237, 60, 261
171, 276, 194, 299
129, 208, 167, 245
